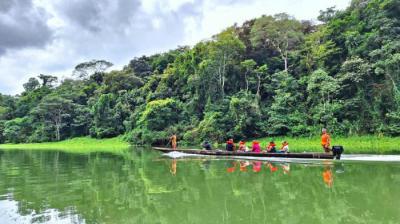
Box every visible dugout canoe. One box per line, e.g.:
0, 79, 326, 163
153, 147, 340, 160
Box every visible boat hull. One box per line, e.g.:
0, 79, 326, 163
153, 147, 335, 160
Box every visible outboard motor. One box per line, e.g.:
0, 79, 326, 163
332, 146, 344, 160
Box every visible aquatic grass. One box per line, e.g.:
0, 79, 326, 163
250, 136, 400, 154
0, 137, 131, 154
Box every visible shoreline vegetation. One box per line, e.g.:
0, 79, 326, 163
0, 137, 130, 154
1, 1, 400, 148
0, 136, 399, 155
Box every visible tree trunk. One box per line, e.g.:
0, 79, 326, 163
245, 72, 249, 92
55, 124, 60, 141
221, 53, 226, 97
55, 109, 62, 141
256, 73, 261, 97
284, 56, 288, 71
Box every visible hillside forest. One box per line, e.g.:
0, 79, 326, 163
0, 0, 399, 145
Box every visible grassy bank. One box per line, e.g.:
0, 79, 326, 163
1, 136, 399, 155
0, 137, 131, 154
247, 136, 400, 154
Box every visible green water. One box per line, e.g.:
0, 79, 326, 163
0, 149, 399, 224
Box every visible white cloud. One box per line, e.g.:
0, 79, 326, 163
0, 0, 351, 95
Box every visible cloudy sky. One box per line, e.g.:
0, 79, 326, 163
0, 0, 350, 95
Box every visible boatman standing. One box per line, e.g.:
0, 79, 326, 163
321, 128, 331, 153
170, 134, 177, 150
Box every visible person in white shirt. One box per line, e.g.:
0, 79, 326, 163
279, 141, 289, 153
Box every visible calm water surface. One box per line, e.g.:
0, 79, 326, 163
0, 149, 399, 224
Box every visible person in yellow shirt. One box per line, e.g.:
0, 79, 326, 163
321, 128, 331, 153
170, 134, 177, 150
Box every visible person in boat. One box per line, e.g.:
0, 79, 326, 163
266, 141, 277, 153
279, 141, 289, 153
170, 133, 177, 150
226, 139, 236, 151
238, 141, 246, 151
202, 141, 212, 150
252, 140, 261, 153
321, 128, 331, 153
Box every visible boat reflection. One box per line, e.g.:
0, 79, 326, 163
234, 160, 342, 187
166, 157, 344, 187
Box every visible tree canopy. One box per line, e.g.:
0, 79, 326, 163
0, 0, 399, 144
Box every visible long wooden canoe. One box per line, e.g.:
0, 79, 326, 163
153, 147, 336, 160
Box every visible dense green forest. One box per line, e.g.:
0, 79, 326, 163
0, 0, 399, 145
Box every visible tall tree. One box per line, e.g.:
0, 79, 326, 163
23, 77, 40, 92
209, 28, 245, 97
32, 95, 74, 141
251, 13, 304, 71
38, 74, 58, 88
240, 59, 256, 92
255, 64, 268, 97
73, 60, 113, 79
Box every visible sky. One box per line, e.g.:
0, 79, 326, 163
0, 0, 351, 95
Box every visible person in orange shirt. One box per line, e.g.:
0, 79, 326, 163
321, 128, 331, 153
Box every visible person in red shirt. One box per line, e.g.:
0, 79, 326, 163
266, 141, 277, 153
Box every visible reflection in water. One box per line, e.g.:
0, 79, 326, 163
226, 161, 237, 173
323, 166, 334, 188
170, 159, 177, 176
0, 149, 399, 224
0, 198, 83, 224
281, 163, 290, 174
239, 161, 249, 172
252, 161, 262, 173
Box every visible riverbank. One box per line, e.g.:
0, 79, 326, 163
0, 135, 399, 154
248, 136, 400, 154
0, 137, 130, 154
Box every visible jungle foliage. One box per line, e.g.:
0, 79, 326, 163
0, 0, 399, 144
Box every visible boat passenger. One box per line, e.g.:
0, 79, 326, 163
226, 139, 235, 151
266, 141, 277, 153
202, 141, 212, 150
279, 141, 289, 153
321, 128, 331, 153
252, 140, 261, 153
238, 141, 246, 151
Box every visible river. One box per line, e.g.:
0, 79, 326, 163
0, 149, 399, 224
